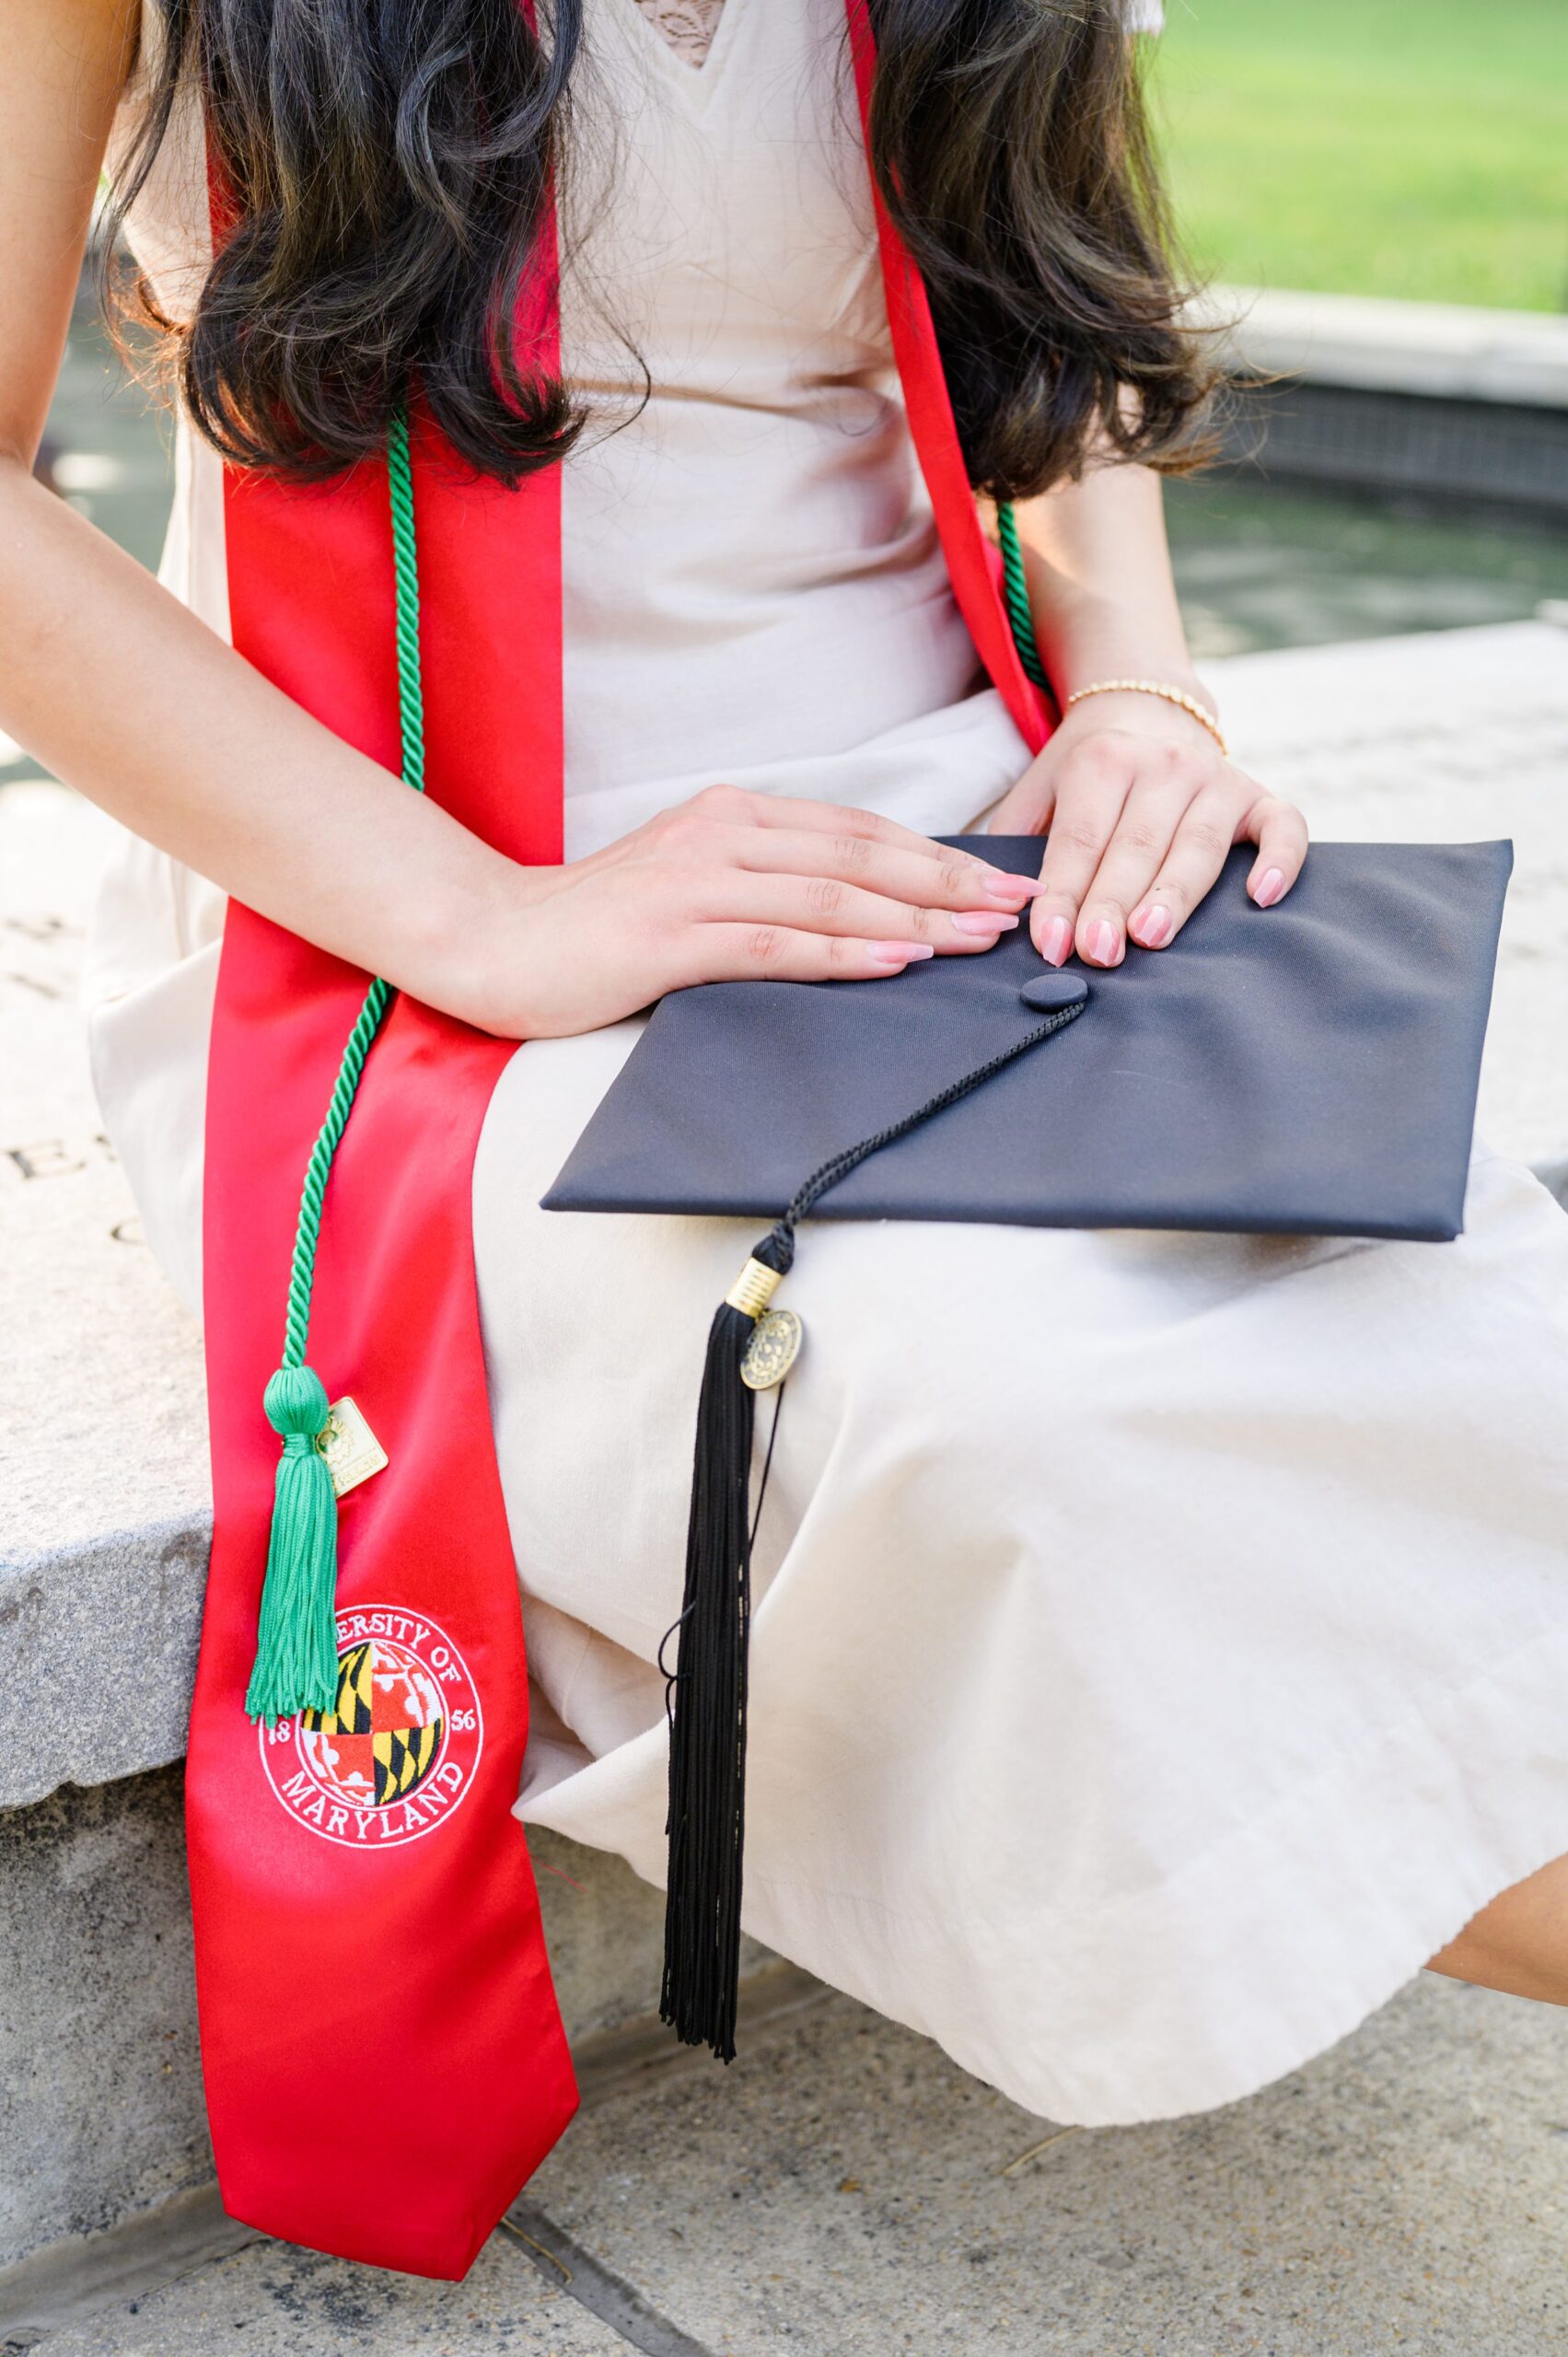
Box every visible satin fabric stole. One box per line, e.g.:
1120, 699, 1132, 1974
188, 2, 1051, 2282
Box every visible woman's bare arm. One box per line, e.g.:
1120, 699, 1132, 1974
990, 459, 1307, 967
1006, 458, 1204, 711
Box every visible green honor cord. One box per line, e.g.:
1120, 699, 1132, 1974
245, 411, 425, 1724
995, 499, 1049, 692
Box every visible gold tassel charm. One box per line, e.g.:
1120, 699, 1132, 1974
740, 1309, 803, 1390
724, 1258, 783, 1318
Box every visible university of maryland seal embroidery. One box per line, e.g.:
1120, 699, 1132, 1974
260, 1606, 482, 1848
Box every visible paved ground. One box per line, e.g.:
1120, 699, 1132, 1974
37, 1970, 1568, 2356
38, 2235, 629, 2356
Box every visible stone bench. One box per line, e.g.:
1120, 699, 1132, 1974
4, 617, 1567, 2305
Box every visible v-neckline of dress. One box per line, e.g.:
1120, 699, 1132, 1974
615, 0, 745, 100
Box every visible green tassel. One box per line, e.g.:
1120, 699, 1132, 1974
241, 417, 424, 1725
245, 1364, 340, 1724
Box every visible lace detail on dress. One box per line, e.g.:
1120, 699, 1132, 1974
630, 0, 726, 68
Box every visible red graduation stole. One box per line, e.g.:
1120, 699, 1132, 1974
187, 0, 1049, 2282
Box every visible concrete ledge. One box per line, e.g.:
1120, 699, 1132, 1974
1200, 289, 1568, 517
1, 784, 209, 1817
0, 1769, 209, 2270
1, 1516, 208, 1809
1214, 285, 1568, 410
1220, 380, 1568, 521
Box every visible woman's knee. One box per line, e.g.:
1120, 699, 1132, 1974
1427, 1852, 1568, 2009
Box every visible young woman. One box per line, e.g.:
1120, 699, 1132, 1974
6, 0, 1568, 2274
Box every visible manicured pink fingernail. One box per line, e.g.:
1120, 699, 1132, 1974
1255, 867, 1286, 909
1131, 903, 1172, 949
1040, 915, 1073, 968
981, 873, 1032, 904
869, 941, 935, 966
953, 911, 1018, 936
1085, 919, 1120, 967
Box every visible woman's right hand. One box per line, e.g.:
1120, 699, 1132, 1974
456, 784, 1042, 1039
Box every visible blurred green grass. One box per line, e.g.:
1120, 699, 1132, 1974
1150, 0, 1568, 311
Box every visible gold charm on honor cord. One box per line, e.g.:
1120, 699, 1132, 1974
316, 1396, 389, 1498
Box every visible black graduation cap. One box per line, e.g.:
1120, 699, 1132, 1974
544, 833, 1511, 2060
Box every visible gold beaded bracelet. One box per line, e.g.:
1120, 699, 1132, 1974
1063, 679, 1228, 761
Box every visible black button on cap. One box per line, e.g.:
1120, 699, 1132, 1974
1019, 971, 1090, 1013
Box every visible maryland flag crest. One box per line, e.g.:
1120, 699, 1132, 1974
259, 1606, 482, 1848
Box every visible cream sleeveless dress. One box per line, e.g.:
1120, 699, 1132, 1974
90, 0, 1568, 2131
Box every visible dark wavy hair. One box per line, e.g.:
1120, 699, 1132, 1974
106, 0, 1215, 497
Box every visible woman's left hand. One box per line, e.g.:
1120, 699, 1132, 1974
987, 690, 1308, 969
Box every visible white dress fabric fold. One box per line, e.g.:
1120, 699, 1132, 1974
481, 1027, 1568, 2126
91, 0, 1568, 2126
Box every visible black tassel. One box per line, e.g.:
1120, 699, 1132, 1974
660, 1225, 793, 2061
658, 981, 1089, 2061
